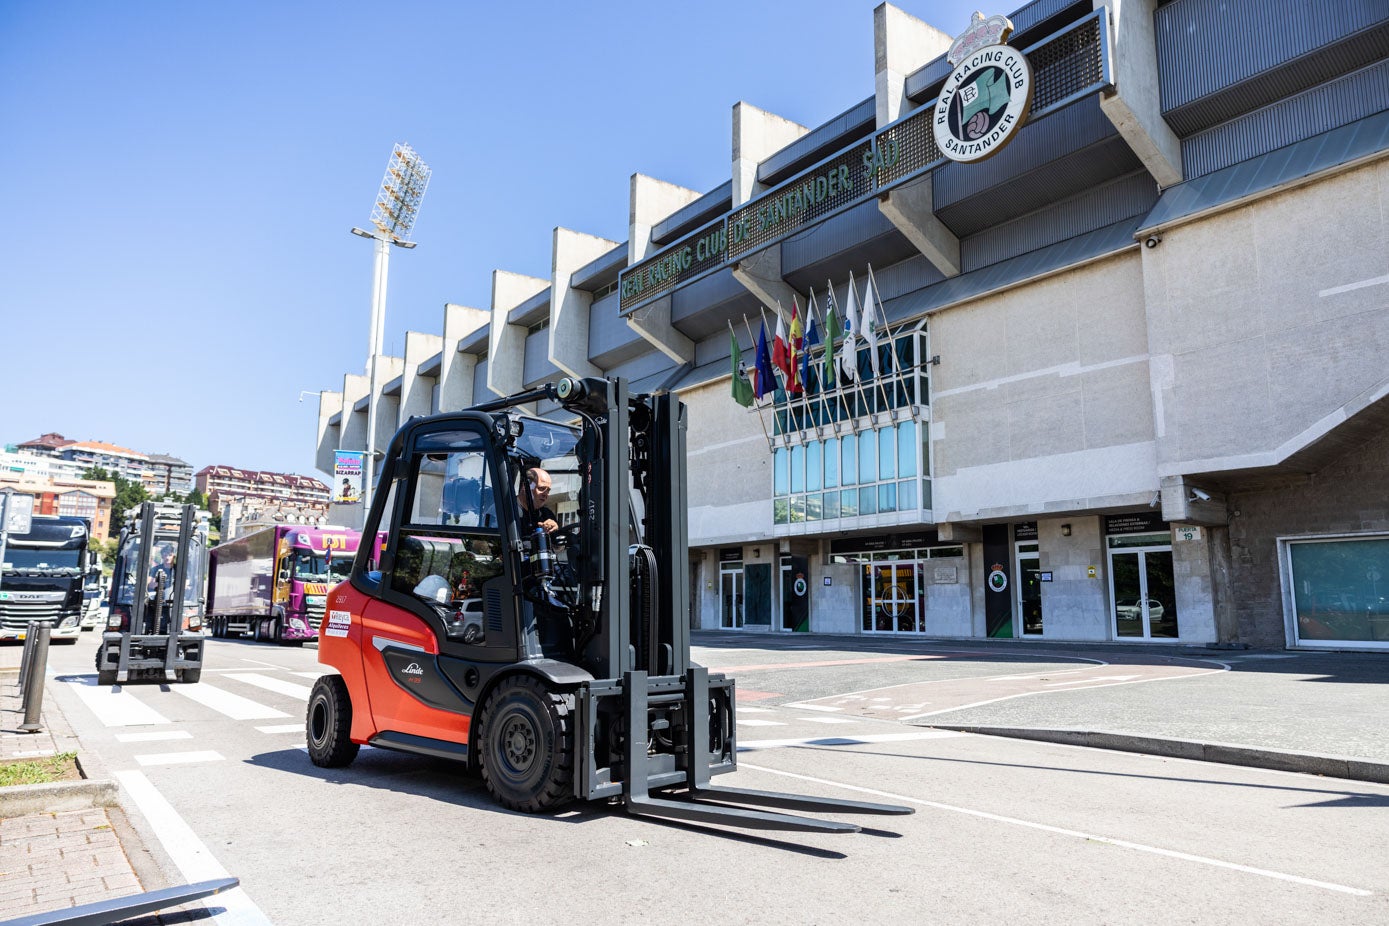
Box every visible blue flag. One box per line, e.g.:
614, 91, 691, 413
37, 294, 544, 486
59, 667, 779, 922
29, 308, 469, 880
754, 321, 776, 400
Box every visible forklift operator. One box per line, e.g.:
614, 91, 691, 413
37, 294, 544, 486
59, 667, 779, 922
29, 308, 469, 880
517, 467, 559, 535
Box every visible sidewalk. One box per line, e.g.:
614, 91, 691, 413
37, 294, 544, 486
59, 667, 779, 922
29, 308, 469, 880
0, 645, 179, 925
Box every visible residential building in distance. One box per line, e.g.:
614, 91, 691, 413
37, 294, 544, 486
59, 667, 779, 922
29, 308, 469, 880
1, 446, 89, 482
11, 435, 194, 498
0, 472, 117, 542
146, 453, 195, 497
195, 465, 330, 520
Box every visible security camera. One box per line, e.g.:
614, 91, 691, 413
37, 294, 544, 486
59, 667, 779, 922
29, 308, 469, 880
1190, 488, 1211, 502
1144, 234, 1162, 249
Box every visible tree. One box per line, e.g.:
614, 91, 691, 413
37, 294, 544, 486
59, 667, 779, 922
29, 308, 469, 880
183, 488, 207, 509
84, 466, 148, 518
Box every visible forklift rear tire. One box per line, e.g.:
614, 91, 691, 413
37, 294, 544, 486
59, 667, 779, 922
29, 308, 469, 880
178, 667, 202, 684
307, 675, 359, 767
477, 676, 574, 813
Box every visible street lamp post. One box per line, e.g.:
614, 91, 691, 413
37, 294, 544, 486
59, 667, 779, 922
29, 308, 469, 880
350, 143, 431, 511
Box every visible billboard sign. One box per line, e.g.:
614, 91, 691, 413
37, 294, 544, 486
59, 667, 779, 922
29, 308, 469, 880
333, 451, 365, 504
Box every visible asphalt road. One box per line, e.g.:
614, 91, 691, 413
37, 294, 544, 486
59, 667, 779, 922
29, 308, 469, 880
34, 634, 1389, 925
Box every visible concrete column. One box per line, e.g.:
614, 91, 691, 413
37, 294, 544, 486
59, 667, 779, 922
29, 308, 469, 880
340, 373, 369, 459
874, 3, 951, 127
1094, 0, 1182, 187
439, 303, 488, 412
626, 295, 695, 364
487, 270, 548, 398
552, 227, 618, 379
314, 390, 343, 476
630, 173, 702, 264
874, 5, 960, 277
371, 356, 404, 459
398, 331, 443, 427
731, 101, 807, 207
731, 248, 803, 322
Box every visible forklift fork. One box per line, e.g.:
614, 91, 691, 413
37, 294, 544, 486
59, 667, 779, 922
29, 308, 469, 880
619, 668, 913, 833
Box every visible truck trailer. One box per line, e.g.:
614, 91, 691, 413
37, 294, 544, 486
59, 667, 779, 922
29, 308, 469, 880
207, 525, 361, 644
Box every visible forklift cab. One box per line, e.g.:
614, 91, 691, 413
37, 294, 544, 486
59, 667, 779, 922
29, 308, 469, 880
356, 411, 585, 664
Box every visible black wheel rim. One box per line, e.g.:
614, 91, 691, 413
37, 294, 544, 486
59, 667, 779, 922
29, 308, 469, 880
498, 712, 537, 775
310, 697, 328, 746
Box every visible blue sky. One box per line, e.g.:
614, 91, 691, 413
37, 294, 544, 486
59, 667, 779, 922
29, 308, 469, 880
1, 0, 979, 480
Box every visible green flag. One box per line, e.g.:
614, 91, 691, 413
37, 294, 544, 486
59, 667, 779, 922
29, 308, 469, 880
823, 299, 841, 390
730, 330, 753, 407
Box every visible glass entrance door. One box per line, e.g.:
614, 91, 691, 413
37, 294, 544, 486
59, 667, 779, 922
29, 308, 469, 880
719, 565, 744, 629
1109, 542, 1178, 639
1016, 543, 1043, 636
863, 562, 921, 633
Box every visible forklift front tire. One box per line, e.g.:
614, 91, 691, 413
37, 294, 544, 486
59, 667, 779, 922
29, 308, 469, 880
307, 675, 360, 767
477, 676, 574, 813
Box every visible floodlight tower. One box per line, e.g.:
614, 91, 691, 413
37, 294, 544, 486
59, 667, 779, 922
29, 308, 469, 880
351, 143, 431, 510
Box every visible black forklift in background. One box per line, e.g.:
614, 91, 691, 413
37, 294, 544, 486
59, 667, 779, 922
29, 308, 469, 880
308, 376, 912, 833
96, 502, 207, 685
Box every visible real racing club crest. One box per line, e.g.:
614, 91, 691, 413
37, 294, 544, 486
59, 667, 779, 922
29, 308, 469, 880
933, 12, 1034, 163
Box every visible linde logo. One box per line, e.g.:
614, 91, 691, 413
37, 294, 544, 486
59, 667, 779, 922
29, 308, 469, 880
402, 662, 424, 676
933, 12, 1033, 164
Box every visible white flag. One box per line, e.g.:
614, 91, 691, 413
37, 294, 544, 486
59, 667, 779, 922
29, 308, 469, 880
861, 275, 880, 378
839, 273, 859, 384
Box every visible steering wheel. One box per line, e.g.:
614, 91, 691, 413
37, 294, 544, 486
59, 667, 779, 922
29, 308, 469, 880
552, 522, 582, 549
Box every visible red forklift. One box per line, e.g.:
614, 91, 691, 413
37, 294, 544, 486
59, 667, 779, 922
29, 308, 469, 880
307, 377, 910, 832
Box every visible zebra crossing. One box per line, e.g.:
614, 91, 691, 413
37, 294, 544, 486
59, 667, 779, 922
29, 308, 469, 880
57, 666, 958, 768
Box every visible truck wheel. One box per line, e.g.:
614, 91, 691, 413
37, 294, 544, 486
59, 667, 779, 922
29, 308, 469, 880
307, 675, 359, 767
477, 676, 574, 813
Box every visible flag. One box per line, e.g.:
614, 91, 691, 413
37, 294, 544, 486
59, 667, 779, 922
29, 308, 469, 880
800, 316, 821, 394
754, 321, 775, 400
787, 301, 804, 395
823, 286, 841, 390
840, 273, 860, 384
862, 275, 881, 377
772, 311, 789, 376
729, 330, 753, 407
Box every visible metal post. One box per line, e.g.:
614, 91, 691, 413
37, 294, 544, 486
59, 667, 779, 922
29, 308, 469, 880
19, 624, 50, 733
18, 620, 37, 690
362, 234, 391, 511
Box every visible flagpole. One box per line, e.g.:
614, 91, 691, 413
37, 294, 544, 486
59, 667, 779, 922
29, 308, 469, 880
740, 314, 775, 450
792, 295, 813, 434
865, 263, 901, 422
861, 270, 894, 424
759, 305, 787, 444
826, 277, 853, 430
806, 286, 832, 433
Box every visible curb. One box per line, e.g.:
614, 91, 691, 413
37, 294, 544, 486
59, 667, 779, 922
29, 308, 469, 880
929, 725, 1389, 785
0, 777, 120, 816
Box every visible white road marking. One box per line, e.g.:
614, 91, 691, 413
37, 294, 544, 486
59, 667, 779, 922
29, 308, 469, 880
1043, 674, 1141, 686
256, 723, 304, 734
117, 731, 193, 743
790, 703, 844, 713
1319, 273, 1389, 297
114, 770, 273, 924
61, 677, 169, 727
737, 718, 786, 727
171, 682, 290, 720
805, 717, 857, 724
134, 751, 225, 766
235, 657, 288, 669
224, 673, 314, 700
742, 763, 1374, 897
738, 730, 966, 750
291, 671, 326, 679
737, 707, 772, 713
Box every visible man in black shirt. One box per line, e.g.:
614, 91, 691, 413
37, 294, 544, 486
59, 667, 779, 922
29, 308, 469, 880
517, 467, 558, 535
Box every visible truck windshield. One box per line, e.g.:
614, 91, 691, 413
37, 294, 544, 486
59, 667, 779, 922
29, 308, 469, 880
3, 549, 83, 572
293, 553, 346, 581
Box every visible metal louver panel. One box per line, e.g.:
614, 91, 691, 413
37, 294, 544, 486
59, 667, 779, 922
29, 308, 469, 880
1183, 59, 1389, 178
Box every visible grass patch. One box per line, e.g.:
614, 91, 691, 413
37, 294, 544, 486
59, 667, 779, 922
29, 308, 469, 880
0, 752, 82, 787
